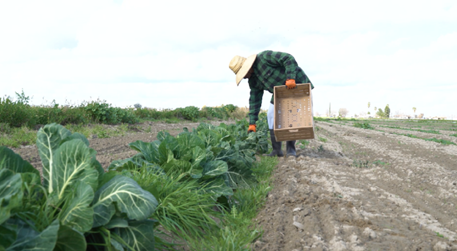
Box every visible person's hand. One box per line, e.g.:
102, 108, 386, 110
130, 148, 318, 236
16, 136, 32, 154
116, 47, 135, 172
248, 124, 256, 133
286, 79, 296, 89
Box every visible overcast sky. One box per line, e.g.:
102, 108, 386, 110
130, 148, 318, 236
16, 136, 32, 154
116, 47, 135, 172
1, 0, 456, 118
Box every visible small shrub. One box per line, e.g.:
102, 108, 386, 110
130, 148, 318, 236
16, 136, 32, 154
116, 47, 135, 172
0, 95, 34, 128
353, 160, 370, 168
0, 123, 12, 134
354, 122, 373, 129
180, 106, 200, 120
319, 137, 327, 143
298, 139, 310, 149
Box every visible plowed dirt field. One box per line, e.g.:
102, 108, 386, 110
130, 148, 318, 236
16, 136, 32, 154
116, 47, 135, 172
11, 119, 457, 250
254, 120, 457, 251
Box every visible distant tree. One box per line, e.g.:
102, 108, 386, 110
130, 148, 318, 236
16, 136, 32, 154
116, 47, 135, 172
339, 108, 349, 118
134, 103, 142, 109
374, 106, 377, 112
384, 104, 390, 118
368, 102, 370, 109
413, 107, 416, 114
368, 111, 371, 115
376, 108, 386, 118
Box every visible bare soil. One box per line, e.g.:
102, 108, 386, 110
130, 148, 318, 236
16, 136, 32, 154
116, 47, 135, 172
254, 121, 457, 251
10, 120, 457, 250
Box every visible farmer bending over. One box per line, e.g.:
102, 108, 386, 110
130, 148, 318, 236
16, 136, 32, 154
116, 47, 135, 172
229, 50, 314, 157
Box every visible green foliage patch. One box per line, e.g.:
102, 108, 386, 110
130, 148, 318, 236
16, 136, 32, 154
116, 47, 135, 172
0, 124, 158, 250
354, 122, 374, 129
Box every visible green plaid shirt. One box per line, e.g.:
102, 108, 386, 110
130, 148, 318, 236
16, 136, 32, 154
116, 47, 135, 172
248, 50, 314, 125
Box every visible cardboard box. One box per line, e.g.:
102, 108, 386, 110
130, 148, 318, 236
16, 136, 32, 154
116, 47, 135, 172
273, 83, 314, 142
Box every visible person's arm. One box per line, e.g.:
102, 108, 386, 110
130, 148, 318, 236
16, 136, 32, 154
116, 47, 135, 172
248, 78, 263, 125
260, 50, 299, 80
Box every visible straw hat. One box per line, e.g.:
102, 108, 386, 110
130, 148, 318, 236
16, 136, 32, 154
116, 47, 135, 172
229, 54, 257, 86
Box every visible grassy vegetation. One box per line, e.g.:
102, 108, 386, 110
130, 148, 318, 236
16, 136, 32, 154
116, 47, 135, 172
353, 122, 374, 129
0, 91, 251, 148
379, 125, 441, 134
0, 123, 140, 148
0, 91, 248, 129
396, 133, 456, 145
186, 156, 277, 250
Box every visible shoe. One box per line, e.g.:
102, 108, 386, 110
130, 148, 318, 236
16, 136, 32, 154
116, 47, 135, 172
286, 140, 296, 157
266, 129, 284, 157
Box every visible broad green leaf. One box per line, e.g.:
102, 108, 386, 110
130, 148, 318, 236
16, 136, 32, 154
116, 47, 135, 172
60, 132, 89, 147
189, 166, 203, 179
113, 220, 155, 251
201, 160, 228, 179
0, 146, 38, 176
36, 123, 72, 193
0, 169, 23, 225
110, 239, 124, 251
54, 225, 86, 251
0, 224, 16, 250
191, 147, 206, 167
109, 157, 141, 171
58, 181, 94, 233
129, 141, 159, 164
157, 131, 171, 141
92, 175, 158, 228
92, 157, 105, 184
5, 218, 59, 251
105, 216, 129, 229
203, 176, 233, 198
157, 141, 170, 165
53, 140, 98, 199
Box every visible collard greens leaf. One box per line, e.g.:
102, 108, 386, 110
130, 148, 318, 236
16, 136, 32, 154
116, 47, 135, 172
52, 139, 99, 199
0, 169, 23, 225
58, 181, 94, 233
54, 225, 86, 251
129, 140, 160, 164
5, 218, 59, 251
36, 123, 72, 193
113, 220, 155, 251
0, 224, 16, 250
0, 146, 38, 176
201, 160, 228, 179
92, 175, 158, 228
203, 176, 233, 198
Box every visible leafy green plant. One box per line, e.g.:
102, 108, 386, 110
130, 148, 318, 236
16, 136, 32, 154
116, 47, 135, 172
354, 122, 374, 129
353, 160, 370, 168
373, 160, 389, 166
0, 123, 158, 250
298, 139, 310, 149
0, 94, 34, 128
179, 106, 200, 121
319, 137, 327, 143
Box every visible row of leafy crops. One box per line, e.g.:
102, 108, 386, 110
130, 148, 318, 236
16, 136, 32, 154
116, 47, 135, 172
0, 114, 270, 250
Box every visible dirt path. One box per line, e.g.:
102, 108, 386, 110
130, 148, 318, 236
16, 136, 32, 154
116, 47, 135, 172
254, 121, 457, 250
